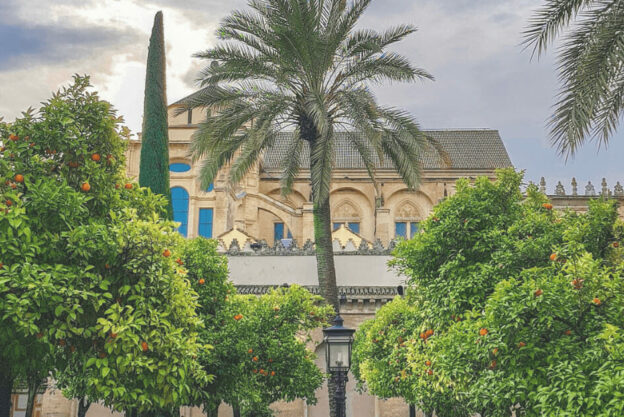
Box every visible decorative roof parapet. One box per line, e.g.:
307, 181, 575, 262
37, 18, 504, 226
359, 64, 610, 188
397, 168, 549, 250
529, 177, 624, 198
221, 237, 399, 256
236, 285, 400, 299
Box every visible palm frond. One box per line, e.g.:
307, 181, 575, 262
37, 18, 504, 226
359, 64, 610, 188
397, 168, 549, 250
523, 0, 592, 58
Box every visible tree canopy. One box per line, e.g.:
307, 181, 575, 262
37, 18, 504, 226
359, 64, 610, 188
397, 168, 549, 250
353, 169, 624, 416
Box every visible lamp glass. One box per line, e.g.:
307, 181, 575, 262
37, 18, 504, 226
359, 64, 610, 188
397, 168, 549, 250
328, 341, 350, 369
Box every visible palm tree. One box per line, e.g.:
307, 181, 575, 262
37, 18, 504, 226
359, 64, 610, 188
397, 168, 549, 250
525, 0, 624, 157
186, 0, 438, 311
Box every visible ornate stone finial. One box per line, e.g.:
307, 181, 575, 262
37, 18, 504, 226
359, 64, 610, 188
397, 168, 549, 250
372, 239, 385, 254
585, 181, 596, 196
357, 239, 370, 253
228, 238, 241, 254
601, 178, 608, 196
539, 177, 546, 193
615, 182, 624, 197
571, 177, 578, 196
555, 181, 565, 196
302, 239, 315, 253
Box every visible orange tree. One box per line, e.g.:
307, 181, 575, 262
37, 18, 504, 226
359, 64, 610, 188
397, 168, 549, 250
435, 200, 624, 416
182, 238, 334, 417
351, 169, 611, 416
0, 76, 207, 417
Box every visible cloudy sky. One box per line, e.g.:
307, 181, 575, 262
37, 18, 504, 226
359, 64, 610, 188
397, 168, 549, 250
1, 0, 623, 193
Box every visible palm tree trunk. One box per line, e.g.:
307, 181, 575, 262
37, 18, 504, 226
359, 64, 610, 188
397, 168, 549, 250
313, 195, 340, 313
0, 373, 12, 417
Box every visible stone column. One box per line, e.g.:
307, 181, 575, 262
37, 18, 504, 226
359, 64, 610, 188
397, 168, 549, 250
375, 208, 391, 246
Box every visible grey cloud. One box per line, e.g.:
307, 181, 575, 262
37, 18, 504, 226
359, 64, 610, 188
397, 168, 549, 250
0, 23, 143, 70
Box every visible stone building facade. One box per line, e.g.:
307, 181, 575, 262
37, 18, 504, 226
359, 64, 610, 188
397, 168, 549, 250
27, 97, 624, 417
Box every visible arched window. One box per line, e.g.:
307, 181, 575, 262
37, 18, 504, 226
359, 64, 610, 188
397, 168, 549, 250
395, 202, 420, 239
333, 201, 361, 234
169, 163, 191, 173
171, 187, 189, 237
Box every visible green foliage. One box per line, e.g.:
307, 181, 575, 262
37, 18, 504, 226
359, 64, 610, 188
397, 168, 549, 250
182, 237, 334, 416
524, 0, 624, 156
0, 76, 203, 412
139, 11, 173, 219
353, 169, 624, 416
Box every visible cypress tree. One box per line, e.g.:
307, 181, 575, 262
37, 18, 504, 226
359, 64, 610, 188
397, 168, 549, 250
139, 11, 173, 218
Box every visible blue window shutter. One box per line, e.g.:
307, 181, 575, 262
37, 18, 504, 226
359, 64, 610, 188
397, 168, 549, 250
348, 222, 360, 234
171, 187, 189, 237
169, 163, 191, 173
206, 183, 214, 192
287, 229, 293, 239
274, 223, 284, 242
333, 223, 342, 231
410, 222, 419, 238
198, 208, 213, 238
395, 222, 407, 238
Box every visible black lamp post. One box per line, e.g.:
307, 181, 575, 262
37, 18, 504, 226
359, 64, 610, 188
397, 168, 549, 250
323, 315, 355, 417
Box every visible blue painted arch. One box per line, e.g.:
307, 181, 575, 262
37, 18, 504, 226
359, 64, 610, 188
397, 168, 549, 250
171, 187, 189, 237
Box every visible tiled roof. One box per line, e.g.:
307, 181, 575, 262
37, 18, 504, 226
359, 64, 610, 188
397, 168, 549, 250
262, 130, 512, 171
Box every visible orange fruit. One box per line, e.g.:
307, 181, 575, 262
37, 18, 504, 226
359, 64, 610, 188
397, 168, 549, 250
198, 278, 205, 285
124, 183, 132, 189
91, 153, 101, 161
518, 342, 526, 348
490, 360, 497, 369
270, 371, 275, 376
426, 369, 433, 376
234, 314, 243, 321
176, 258, 183, 265
542, 203, 553, 210
162, 249, 171, 257
141, 341, 149, 352
593, 298, 601, 306
252, 369, 258, 373
425, 360, 431, 367
115, 183, 120, 189
564, 330, 572, 336
493, 348, 499, 355
14, 174, 24, 183
534, 289, 543, 297
105, 264, 110, 269
68, 161, 79, 168
81, 182, 91, 192
549, 253, 557, 261
5, 200, 12, 207
110, 332, 117, 339
9, 134, 18, 141
248, 349, 253, 354
613, 242, 619, 248
479, 328, 488, 336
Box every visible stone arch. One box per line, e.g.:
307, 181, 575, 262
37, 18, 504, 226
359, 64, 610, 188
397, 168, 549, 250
266, 187, 307, 208
256, 207, 294, 245
333, 199, 361, 222
385, 188, 434, 208
329, 187, 374, 240
395, 200, 422, 221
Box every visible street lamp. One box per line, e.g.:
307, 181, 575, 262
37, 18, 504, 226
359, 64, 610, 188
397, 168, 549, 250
323, 315, 355, 417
